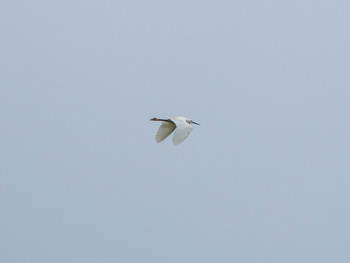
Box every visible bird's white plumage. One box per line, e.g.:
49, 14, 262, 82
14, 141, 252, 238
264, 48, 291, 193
171, 117, 193, 145
151, 116, 199, 145
155, 121, 175, 143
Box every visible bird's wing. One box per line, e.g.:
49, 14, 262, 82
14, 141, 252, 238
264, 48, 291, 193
155, 121, 176, 143
172, 121, 193, 145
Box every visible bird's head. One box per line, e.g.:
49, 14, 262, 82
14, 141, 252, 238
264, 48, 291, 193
187, 119, 200, 125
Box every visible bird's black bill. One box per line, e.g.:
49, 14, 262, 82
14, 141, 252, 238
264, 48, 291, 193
192, 121, 200, 125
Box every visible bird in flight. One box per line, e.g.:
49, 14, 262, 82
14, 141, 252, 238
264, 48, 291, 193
150, 116, 200, 145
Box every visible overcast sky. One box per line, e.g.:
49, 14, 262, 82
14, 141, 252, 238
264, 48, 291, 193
1, 1, 350, 262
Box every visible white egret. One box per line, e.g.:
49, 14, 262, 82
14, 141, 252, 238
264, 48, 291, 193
150, 116, 200, 145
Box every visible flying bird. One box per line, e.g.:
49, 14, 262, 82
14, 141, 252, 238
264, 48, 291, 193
150, 116, 200, 145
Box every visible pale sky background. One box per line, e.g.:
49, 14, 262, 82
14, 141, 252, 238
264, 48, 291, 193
1, 1, 350, 262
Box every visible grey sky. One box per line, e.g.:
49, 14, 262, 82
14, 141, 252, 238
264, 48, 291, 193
1, 0, 349, 262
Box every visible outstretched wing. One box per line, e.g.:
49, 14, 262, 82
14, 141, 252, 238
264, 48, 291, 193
155, 121, 176, 143
172, 121, 193, 145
